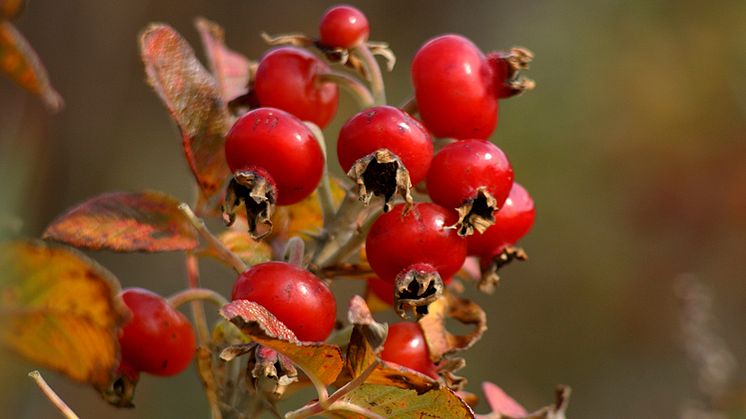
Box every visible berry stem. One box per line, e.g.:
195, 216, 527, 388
185, 253, 210, 344
318, 71, 374, 108
28, 370, 80, 419
304, 122, 336, 224
167, 287, 230, 309
283, 236, 306, 267
352, 44, 386, 105
313, 190, 371, 268
322, 206, 381, 267
399, 95, 418, 115
179, 203, 248, 274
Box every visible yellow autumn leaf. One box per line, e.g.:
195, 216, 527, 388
0, 240, 126, 389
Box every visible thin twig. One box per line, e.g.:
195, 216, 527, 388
167, 287, 229, 309
319, 71, 375, 109
304, 123, 337, 225
399, 95, 418, 115
186, 253, 210, 346
180, 203, 248, 274
283, 236, 306, 267
353, 44, 386, 105
28, 371, 80, 419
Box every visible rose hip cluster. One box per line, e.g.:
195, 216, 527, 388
119, 4, 536, 386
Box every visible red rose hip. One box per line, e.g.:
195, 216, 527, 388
426, 139, 514, 235
225, 107, 324, 206
381, 322, 437, 378
118, 288, 196, 377
365, 202, 466, 284
467, 182, 535, 257
232, 261, 336, 342
412, 34, 498, 140
254, 47, 339, 128
319, 5, 369, 49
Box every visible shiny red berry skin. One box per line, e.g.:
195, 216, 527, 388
118, 288, 196, 377
319, 5, 369, 49
467, 182, 535, 257
365, 202, 467, 283
254, 47, 339, 129
337, 105, 433, 184
231, 261, 336, 342
426, 139, 514, 210
412, 34, 497, 139
225, 108, 324, 205
381, 322, 437, 378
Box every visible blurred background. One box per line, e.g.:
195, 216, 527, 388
1, 1, 745, 418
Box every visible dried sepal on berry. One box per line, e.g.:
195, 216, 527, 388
478, 246, 528, 294
453, 186, 500, 236
347, 148, 414, 213
101, 365, 138, 408
418, 290, 487, 361
222, 169, 276, 240
394, 263, 445, 320
248, 345, 299, 401
488, 47, 536, 98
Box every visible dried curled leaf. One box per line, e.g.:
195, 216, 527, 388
342, 296, 438, 394
335, 383, 475, 419
479, 246, 528, 294
194, 17, 253, 104
0, 240, 126, 389
419, 292, 487, 361
0, 21, 63, 111
220, 300, 343, 386
140, 24, 230, 198
43, 191, 198, 252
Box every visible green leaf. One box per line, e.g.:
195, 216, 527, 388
220, 300, 344, 387
334, 383, 475, 418
0, 240, 126, 389
43, 191, 198, 252
0, 21, 62, 111
140, 23, 230, 198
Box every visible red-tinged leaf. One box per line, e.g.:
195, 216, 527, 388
43, 191, 198, 252
0, 21, 63, 111
140, 24, 230, 198
220, 300, 344, 386
476, 385, 571, 419
0, 0, 24, 19
194, 17, 252, 103
333, 383, 475, 419
482, 382, 528, 418
0, 240, 126, 389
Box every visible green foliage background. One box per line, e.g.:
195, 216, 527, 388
1, 1, 745, 417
